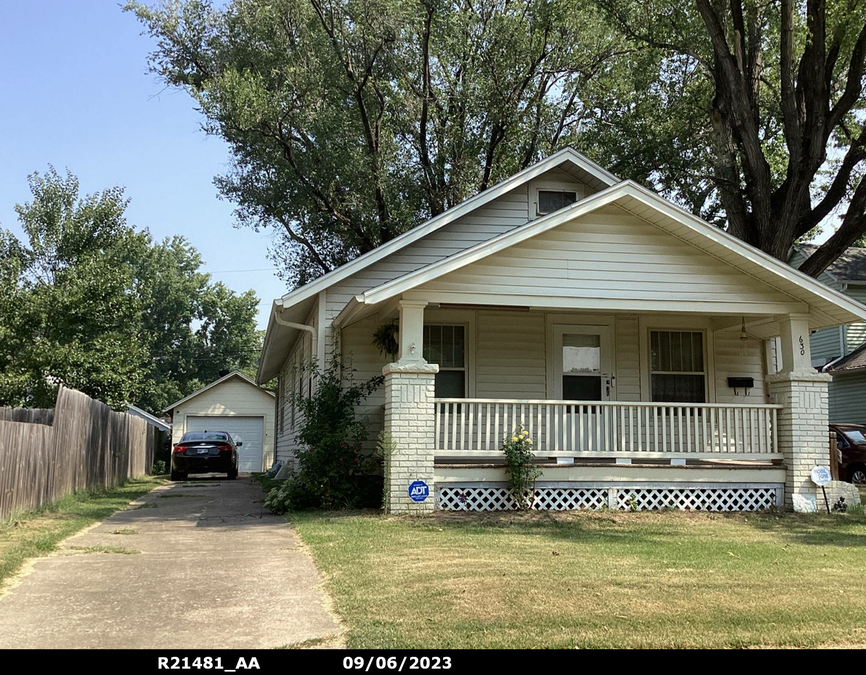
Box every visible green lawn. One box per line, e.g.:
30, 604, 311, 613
290, 509, 866, 649
0, 476, 163, 589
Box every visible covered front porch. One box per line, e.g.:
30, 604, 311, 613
337, 294, 832, 513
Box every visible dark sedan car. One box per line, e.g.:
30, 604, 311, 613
830, 424, 866, 485
171, 431, 240, 481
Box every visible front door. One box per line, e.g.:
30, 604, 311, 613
552, 325, 612, 401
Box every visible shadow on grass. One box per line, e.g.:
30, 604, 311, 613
289, 506, 866, 552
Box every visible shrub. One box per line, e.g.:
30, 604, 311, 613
266, 358, 384, 512
503, 424, 541, 510
151, 460, 166, 475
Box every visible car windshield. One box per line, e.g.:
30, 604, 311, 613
845, 429, 866, 445
181, 432, 228, 442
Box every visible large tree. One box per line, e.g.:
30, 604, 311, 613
126, 0, 626, 285
589, 0, 866, 276
0, 168, 263, 412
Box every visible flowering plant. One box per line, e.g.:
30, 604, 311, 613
502, 424, 541, 510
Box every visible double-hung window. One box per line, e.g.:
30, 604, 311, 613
650, 330, 706, 403
423, 325, 466, 398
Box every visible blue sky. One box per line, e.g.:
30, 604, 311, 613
0, 1, 285, 329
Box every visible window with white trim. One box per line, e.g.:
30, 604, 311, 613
650, 330, 706, 403
537, 190, 577, 216
423, 325, 466, 398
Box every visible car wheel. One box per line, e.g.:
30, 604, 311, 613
170, 469, 185, 482
850, 466, 866, 485
227, 467, 238, 480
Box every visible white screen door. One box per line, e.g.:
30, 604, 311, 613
552, 325, 612, 401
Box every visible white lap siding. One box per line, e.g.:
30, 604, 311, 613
274, 300, 319, 467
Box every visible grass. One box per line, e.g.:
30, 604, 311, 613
290, 508, 866, 649
0, 476, 163, 588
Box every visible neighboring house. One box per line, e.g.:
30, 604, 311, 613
125, 404, 172, 433
790, 244, 866, 423
823, 344, 866, 424
164, 371, 276, 472
257, 148, 866, 513
790, 244, 866, 367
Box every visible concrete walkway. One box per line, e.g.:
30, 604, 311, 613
0, 476, 342, 649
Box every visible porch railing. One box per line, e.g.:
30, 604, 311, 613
433, 399, 783, 461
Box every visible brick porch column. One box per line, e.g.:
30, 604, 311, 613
382, 300, 439, 515
766, 314, 831, 512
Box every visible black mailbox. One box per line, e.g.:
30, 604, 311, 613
727, 377, 754, 389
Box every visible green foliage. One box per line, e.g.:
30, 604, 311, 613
0, 167, 263, 411
502, 424, 541, 510
375, 430, 397, 508
371, 322, 399, 359
125, 0, 626, 286
265, 359, 384, 512
151, 460, 167, 476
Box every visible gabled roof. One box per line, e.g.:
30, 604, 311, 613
258, 147, 619, 382
163, 370, 275, 414
336, 180, 866, 331
274, 147, 618, 313
795, 243, 866, 283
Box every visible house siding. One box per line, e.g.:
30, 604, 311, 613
274, 299, 319, 466
417, 205, 801, 311
829, 372, 866, 424
844, 286, 866, 351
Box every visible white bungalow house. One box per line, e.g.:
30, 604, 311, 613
257, 148, 866, 513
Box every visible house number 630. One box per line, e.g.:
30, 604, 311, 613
798, 335, 805, 356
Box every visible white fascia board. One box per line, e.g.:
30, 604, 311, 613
619, 182, 866, 323
273, 148, 618, 313
163, 371, 274, 414
359, 180, 866, 324
360, 182, 630, 305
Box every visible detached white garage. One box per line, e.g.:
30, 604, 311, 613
164, 371, 276, 473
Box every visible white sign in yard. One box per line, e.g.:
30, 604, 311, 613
810, 466, 831, 487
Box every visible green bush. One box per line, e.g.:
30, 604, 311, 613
265, 359, 384, 512
151, 460, 167, 475
503, 424, 541, 510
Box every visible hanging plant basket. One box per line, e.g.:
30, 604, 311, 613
372, 321, 399, 359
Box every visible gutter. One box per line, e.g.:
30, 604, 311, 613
272, 304, 319, 364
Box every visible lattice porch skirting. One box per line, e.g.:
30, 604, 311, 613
436, 483, 783, 512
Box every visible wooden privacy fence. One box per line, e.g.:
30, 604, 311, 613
0, 386, 164, 520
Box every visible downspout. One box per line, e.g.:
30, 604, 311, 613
272, 305, 319, 364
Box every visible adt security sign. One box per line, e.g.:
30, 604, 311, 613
408, 480, 430, 502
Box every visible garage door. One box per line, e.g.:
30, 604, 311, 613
186, 416, 264, 472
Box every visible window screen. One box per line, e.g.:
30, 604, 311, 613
650, 330, 706, 403
538, 190, 577, 215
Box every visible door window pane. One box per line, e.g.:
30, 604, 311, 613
562, 334, 600, 374
563, 375, 602, 400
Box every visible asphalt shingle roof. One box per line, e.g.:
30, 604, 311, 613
798, 244, 866, 282
825, 341, 866, 373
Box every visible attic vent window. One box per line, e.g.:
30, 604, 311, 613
537, 190, 577, 215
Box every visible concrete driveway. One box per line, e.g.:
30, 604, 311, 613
0, 476, 343, 649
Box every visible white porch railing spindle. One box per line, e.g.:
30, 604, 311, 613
432, 399, 784, 461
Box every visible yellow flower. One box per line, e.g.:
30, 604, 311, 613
512, 436, 518, 442
521, 430, 529, 437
